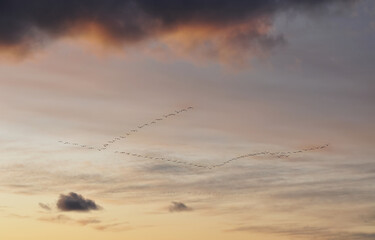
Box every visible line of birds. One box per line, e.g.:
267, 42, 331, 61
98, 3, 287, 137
114, 144, 329, 170
58, 106, 194, 151
58, 106, 329, 171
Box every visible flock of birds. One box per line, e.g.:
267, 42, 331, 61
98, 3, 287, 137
59, 107, 193, 151
114, 144, 329, 170
58, 106, 329, 170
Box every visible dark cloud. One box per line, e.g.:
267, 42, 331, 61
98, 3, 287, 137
38, 203, 51, 211
0, 0, 355, 60
57, 192, 101, 212
168, 201, 192, 212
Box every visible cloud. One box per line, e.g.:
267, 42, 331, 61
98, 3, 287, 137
8, 213, 30, 219
93, 222, 132, 232
39, 214, 72, 224
57, 192, 101, 212
39, 214, 130, 232
0, 0, 355, 62
228, 225, 375, 240
38, 214, 104, 228
76, 218, 102, 226
168, 201, 193, 212
38, 214, 130, 232
38, 203, 51, 211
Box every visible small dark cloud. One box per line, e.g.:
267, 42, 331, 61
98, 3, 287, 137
57, 192, 101, 212
168, 201, 192, 212
38, 203, 51, 211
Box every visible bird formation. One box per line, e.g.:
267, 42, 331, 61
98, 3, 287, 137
58, 106, 194, 151
58, 106, 329, 170
114, 144, 329, 170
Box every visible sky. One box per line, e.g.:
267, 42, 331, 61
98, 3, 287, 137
0, 0, 375, 239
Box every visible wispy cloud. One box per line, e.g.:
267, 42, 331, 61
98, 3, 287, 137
38, 203, 51, 211
93, 222, 132, 232
76, 218, 102, 226
39, 214, 72, 224
228, 225, 375, 240
1, 141, 374, 238
8, 213, 30, 219
38, 214, 130, 232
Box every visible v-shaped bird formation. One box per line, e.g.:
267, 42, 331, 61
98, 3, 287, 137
58, 106, 328, 170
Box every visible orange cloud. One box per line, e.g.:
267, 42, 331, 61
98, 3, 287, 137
0, 0, 354, 64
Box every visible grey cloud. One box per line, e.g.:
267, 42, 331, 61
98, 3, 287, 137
168, 201, 192, 212
57, 192, 101, 212
38, 203, 51, 211
0, 0, 355, 59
